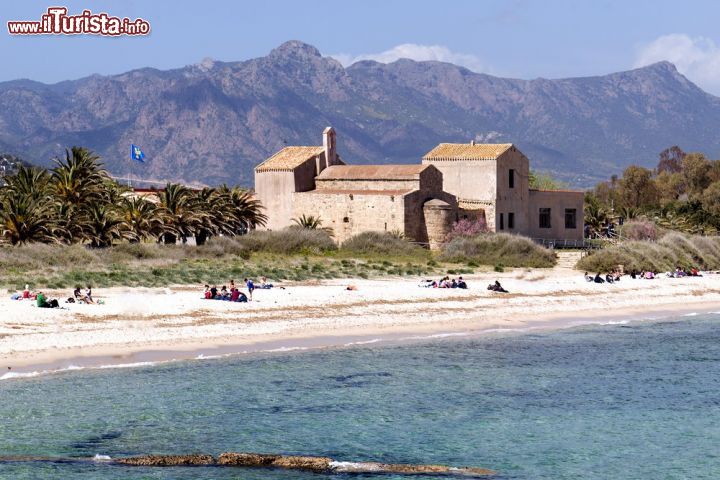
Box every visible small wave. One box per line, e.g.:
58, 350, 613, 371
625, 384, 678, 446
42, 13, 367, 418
0, 370, 40, 380
97, 361, 161, 370
343, 338, 382, 347
401, 331, 470, 341
195, 353, 226, 360
683, 312, 699, 317
93, 454, 112, 461
330, 461, 382, 472
262, 346, 309, 353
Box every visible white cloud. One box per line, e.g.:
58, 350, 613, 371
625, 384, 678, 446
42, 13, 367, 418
329, 43, 489, 73
635, 33, 720, 95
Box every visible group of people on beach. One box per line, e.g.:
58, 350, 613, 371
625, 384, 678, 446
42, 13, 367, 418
420, 276, 468, 289
203, 277, 275, 302
586, 265, 704, 284
10, 284, 99, 308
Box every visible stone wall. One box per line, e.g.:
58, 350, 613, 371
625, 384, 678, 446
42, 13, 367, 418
423, 200, 455, 250
316, 178, 420, 191
403, 190, 457, 243
292, 191, 407, 244
527, 190, 585, 241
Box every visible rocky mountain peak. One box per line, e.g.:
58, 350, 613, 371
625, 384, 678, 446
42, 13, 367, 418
268, 40, 323, 60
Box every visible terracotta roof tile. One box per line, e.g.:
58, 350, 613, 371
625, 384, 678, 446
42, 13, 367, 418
422, 143, 513, 161
255, 146, 324, 172
316, 164, 431, 180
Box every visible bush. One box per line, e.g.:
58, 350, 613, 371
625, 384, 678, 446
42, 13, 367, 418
340, 231, 426, 256
577, 233, 720, 272
619, 219, 659, 241
234, 227, 337, 255
439, 233, 556, 268
445, 218, 488, 243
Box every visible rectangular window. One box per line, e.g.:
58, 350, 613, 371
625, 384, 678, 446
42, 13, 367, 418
565, 208, 577, 229
508, 212, 515, 229
509, 169, 515, 188
499, 213, 504, 230
539, 208, 551, 229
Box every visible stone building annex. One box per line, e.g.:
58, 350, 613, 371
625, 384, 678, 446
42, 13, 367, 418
255, 127, 584, 248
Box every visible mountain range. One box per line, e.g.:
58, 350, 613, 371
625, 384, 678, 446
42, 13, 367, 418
1, 40, 719, 188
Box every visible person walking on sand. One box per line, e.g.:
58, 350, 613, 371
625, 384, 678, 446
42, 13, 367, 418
245, 278, 255, 301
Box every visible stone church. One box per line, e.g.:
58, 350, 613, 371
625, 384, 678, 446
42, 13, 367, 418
255, 127, 584, 248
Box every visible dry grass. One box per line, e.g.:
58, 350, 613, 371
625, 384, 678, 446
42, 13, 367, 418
439, 233, 556, 268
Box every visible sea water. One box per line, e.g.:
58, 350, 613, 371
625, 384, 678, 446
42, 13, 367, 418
2, 315, 720, 479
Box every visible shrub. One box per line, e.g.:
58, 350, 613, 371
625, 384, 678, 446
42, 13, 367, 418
233, 227, 337, 255
619, 219, 659, 241
439, 233, 556, 268
577, 233, 720, 272
340, 231, 426, 257
445, 218, 488, 243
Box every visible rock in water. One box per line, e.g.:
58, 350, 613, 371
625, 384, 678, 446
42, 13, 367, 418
218, 452, 332, 472
116, 454, 215, 466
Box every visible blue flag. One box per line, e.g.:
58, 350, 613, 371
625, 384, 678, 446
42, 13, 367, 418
130, 144, 145, 163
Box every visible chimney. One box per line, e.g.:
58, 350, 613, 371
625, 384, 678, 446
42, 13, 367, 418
470, 139, 475, 145
323, 127, 337, 167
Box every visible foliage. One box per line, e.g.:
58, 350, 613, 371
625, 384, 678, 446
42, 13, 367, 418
0, 146, 266, 248
234, 227, 337, 255
445, 217, 488, 242
577, 233, 720, 273
529, 170, 568, 190
341, 231, 427, 256
439, 233, 556, 268
619, 219, 659, 241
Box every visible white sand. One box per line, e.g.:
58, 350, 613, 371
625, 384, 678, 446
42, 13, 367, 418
3, 259, 720, 373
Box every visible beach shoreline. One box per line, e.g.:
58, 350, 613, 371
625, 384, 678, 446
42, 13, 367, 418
4, 265, 720, 378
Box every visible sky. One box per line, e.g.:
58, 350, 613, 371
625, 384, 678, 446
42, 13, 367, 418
4, 0, 720, 94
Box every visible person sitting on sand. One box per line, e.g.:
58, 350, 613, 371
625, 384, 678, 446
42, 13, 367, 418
613, 270, 622, 282
203, 285, 212, 299
451, 278, 458, 288
36, 291, 59, 308
210, 285, 218, 299
23, 284, 31, 299
605, 273, 614, 284
219, 286, 230, 300
594, 273, 605, 284
73, 287, 83, 302
259, 276, 274, 289
644, 271, 655, 279
584, 272, 594, 282
84, 285, 94, 304
691, 267, 702, 277
630, 270, 638, 279
457, 277, 468, 289
675, 266, 686, 278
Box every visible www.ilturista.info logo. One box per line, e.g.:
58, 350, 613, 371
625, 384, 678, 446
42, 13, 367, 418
7, 7, 150, 36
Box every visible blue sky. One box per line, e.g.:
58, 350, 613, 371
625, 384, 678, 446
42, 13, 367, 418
4, 0, 720, 93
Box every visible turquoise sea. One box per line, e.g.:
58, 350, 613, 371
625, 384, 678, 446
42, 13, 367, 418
2, 314, 720, 479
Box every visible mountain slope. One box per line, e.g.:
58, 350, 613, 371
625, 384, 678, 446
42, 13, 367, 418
1, 40, 719, 187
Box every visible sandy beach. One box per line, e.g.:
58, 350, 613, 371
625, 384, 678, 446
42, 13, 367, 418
4, 253, 720, 377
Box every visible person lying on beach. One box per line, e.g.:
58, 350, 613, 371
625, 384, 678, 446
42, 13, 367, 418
36, 291, 59, 308
487, 280, 508, 293
594, 273, 605, 284
346, 285, 358, 291
259, 276, 274, 289
644, 271, 655, 279
419, 279, 437, 288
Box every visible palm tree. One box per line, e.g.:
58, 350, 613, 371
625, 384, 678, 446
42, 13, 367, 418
157, 183, 205, 244
118, 196, 164, 243
81, 203, 124, 248
292, 214, 323, 229
0, 193, 62, 245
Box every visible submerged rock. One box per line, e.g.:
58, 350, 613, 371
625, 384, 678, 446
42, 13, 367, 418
218, 452, 332, 472
116, 454, 215, 466
329, 460, 495, 476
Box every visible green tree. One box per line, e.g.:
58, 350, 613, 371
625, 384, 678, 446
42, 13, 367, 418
682, 152, 711, 198
528, 170, 568, 190
701, 181, 720, 218
618, 165, 657, 208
